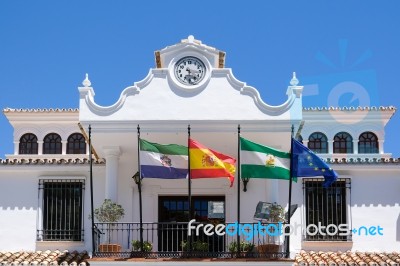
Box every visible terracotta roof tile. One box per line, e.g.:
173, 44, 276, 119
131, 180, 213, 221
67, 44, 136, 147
3, 108, 79, 113
303, 106, 396, 112
0, 250, 89, 266
0, 158, 105, 166
325, 157, 400, 165
295, 251, 400, 266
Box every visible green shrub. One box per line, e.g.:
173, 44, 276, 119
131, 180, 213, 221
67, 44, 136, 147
132, 240, 153, 252
228, 241, 255, 252
181, 240, 209, 252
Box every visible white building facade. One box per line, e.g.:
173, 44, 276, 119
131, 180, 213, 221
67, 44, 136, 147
0, 36, 399, 258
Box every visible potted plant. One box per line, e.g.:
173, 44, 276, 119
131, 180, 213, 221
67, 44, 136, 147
180, 240, 209, 257
269, 203, 285, 223
131, 240, 153, 257
228, 241, 255, 252
132, 240, 153, 252
258, 203, 284, 256
93, 199, 125, 252
228, 241, 255, 257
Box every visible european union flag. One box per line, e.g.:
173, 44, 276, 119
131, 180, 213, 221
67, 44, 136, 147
291, 138, 338, 187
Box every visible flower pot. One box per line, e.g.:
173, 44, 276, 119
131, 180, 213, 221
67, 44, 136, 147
98, 243, 122, 252
257, 244, 279, 254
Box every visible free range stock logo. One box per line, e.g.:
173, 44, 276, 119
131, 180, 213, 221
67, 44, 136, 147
188, 219, 383, 240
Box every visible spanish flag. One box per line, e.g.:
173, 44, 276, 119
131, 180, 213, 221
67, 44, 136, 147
189, 138, 236, 187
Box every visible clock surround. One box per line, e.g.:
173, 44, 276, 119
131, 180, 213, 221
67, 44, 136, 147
174, 56, 206, 86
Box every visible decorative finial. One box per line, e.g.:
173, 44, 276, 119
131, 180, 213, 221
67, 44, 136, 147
82, 73, 91, 87
290, 72, 299, 86
188, 35, 195, 43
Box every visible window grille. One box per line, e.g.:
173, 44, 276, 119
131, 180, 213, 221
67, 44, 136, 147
303, 178, 351, 241
333, 132, 353, 153
358, 131, 379, 154
38, 179, 85, 241
308, 132, 328, 153
43, 133, 62, 154
19, 133, 38, 154
67, 133, 86, 154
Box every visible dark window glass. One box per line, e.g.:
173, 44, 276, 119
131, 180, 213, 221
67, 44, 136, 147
308, 132, 328, 153
304, 179, 351, 241
358, 132, 379, 154
333, 132, 353, 153
158, 196, 225, 252
38, 179, 85, 241
43, 133, 62, 154
19, 133, 38, 154
67, 133, 86, 154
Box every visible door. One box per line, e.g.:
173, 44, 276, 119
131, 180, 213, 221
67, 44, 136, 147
158, 196, 225, 252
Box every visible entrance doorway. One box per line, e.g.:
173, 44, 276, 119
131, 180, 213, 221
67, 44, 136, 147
158, 196, 225, 252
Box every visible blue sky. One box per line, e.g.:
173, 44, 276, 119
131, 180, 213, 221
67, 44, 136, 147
0, 1, 399, 158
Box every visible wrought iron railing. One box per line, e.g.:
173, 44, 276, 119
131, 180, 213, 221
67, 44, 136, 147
93, 222, 287, 259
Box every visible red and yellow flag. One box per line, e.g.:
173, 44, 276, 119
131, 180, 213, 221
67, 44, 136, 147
189, 138, 236, 187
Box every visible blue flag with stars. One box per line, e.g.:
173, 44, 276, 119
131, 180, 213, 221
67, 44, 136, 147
291, 138, 338, 187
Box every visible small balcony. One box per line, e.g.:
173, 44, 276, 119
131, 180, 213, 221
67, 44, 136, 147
93, 222, 288, 259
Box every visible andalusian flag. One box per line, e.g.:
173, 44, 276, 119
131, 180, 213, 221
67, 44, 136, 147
189, 139, 236, 187
140, 139, 188, 179
240, 137, 290, 180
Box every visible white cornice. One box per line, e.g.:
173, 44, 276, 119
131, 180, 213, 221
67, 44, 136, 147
79, 120, 302, 133
4, 108, 80, 126
158, 35, 220, 57
79, 68, 303, 118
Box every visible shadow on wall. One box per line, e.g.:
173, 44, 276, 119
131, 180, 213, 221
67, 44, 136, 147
0, 177, 38, 209
350, 175, 400, 207
397, 213, 400, 242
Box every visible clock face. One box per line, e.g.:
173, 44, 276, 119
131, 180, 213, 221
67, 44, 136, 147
174, 56, 206, 85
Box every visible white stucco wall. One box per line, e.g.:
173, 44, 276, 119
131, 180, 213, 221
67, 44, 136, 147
0, 165, 105, 252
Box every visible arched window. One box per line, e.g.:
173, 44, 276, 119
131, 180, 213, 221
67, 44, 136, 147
19, 133, 38, 154
334, 132, 353, 154
67, 133, 86, 154
358, 131, 379, 154
43, 133, 62, 154
308, 132, 328, 153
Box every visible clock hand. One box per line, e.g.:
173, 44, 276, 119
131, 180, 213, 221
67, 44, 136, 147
186, 67, 200, 74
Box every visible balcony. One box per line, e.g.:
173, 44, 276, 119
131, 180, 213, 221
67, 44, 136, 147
93, 222, 287, 259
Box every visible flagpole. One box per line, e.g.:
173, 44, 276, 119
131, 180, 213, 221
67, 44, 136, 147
237, 125, 241, 258
286, 125, 294, 258
187, 124, 192, 253
89, 125, 96, 255
137, 125, 144, 252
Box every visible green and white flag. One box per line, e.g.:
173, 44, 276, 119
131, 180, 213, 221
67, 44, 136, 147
240, 137, 290, 180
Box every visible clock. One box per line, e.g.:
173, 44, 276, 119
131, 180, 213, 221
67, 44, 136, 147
174, 56, 206, 85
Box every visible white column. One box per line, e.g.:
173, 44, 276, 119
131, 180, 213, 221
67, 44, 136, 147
378, 140, 384, 154
62, 141, 68, 155
302, 140, 309, 147
14, 141, 19, 155
86, 142, 90, 155
267, 179, 279, 203
353, 140, 358, 154
38, 141, 44, 155
103, 146, 121, 202
328, 140, 334, 154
